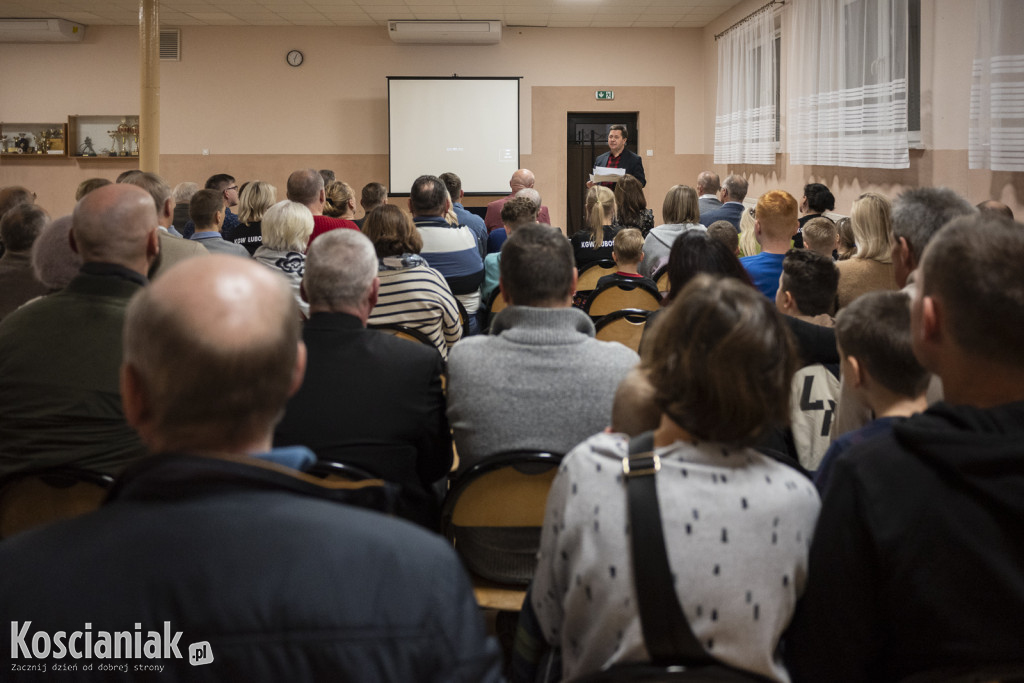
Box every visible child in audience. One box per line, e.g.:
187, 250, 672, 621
814, 290, 930, 491
775, 249, 839, 327
801, 216, 838, 259
609, 367, 659, 437
595, 228, 657, 291
706, 219, 740, 255
479, 196, 537, 304
835, 216, 857, 260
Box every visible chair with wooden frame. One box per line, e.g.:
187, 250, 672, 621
653, 265, 671, 297
584, 279, 663, 318
576, 259, 618, 292
481, 286, 508, 333
0, 467, 115, 540
442, 451, 563, 611
594, 309, 652, 353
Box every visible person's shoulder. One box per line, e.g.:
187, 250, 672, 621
561, 430, 629, 474
586, 335, 640, 364
447, 334, 496, 363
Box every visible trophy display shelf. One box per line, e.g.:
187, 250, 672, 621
0, 122, 69, 159
67, 114, 141, 160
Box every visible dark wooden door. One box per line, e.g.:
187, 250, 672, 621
566, 113, 639, 235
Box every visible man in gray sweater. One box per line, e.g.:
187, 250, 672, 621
447, 223, 639, 472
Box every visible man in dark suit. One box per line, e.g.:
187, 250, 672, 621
592, 124, 646, 188
274, 228, 453, 498
700, 173, 748, 231
697, 171, 723, 216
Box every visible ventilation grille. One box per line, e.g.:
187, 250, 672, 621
159, 29, 180, 61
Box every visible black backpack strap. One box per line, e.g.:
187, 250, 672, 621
624, 432, 715, 665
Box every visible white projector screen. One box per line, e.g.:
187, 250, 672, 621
388, 77, 519, 195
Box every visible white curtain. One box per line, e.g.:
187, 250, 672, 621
969, 0, 1024, 171
787, 0, 909, 169
714, 7, 777, 165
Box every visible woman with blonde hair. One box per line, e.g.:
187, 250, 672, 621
738, 205, 761, 257
570, 185, 618, 270
529, 274, 820, 682
323, 180, 357, 222
835, 192, 897, 309
253, 200, 314, 317
639, 184, 706, 277
363, 204, 462, 360
233, 180, 276, 255
612, 174, 654, 236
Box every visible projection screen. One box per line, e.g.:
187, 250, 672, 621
388, 77, 520, 195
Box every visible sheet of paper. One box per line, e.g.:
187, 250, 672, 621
590, 166, 626, 184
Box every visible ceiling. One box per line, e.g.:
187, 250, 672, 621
0, 0, 742, 29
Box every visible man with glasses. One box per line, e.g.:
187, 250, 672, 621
180, 173, 241, 239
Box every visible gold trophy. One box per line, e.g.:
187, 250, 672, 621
36, 130, 50, 154
129, 120, 140, 156
117, 118, 131, 157
0, 135, 8, 153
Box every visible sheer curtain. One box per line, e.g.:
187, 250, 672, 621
714, 7, 776, 165
787, 0, 909, 169
969, 0, 1024, 171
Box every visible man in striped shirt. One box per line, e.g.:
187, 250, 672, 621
409, 175, 484, 334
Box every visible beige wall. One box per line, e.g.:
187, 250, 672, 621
1, 24, 703, 221
2, 4, 1021, 220
701, 0, 1024, 216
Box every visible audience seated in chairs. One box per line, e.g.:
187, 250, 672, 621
231, 180, 276, 255
481, 195, 538, 305
594, 228, 658, 294
639, 184, 706, 277
0, 184, 157, 478
521, 274, 820, 682
253, 200, 314, 318
0, 253, 502, 680
812, 290, 929, 488
362, 203, 462, 360
571, 185, 620, 271
0, 203, 49, 321
786, 214, 1024, 682
447, 223, 638, 473
776, 249, 842, 471
611, 174, 654, 237
274, 229, 452, 522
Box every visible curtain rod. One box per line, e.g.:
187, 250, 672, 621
714, 0, 784, 40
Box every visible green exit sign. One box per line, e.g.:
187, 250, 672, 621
596, 90, 615, 100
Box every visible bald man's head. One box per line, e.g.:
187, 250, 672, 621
510, 169, 536, 193
122, 255, 304, 453
71, 184, 159, 271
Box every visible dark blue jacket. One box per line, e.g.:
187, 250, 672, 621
0, 454, 503, 682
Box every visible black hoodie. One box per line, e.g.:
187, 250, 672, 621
785, 400, 1024, 683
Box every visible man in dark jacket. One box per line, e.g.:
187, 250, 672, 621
787, 214, 1024, 683
0, 254, 502, 681
274, 229, 452, 508
592, 124, 646, 188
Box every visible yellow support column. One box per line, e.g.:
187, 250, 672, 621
139, 0, 160, 173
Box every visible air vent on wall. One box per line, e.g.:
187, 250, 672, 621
159, 28, 180, 61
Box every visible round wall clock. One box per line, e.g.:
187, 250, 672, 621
286, 50, 304, 67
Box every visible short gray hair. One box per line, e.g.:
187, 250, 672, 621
891, 187, 976, 263
261, 200, 313, 252
515, 187, 542, 209
303, 229, 378, 310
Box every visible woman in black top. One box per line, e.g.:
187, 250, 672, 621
571, 185, 619, 270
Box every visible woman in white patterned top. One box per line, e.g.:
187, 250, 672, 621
531, 274, 821, 682
362, 204, 462, 360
